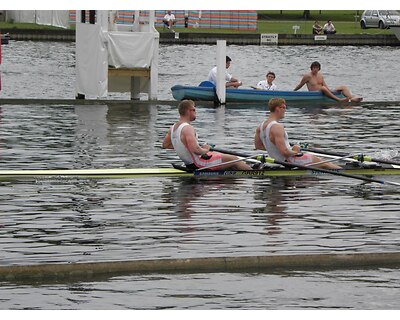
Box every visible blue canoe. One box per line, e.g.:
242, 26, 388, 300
171, 81, 344, 103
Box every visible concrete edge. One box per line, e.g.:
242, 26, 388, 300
1, 252, 400, 283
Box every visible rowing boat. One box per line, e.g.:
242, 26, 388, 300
1, 163, 399, 179
171, 81, 345, 103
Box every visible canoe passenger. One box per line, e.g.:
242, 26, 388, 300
256, 71, 277, 91
254, 98, 341, 169
206, 56, 242, 88
294, 61, 363, 102
163, 99, 252, 171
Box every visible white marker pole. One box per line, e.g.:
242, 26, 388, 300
216, 40, 226, 105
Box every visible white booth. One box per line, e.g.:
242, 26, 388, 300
75, 10, 159, 100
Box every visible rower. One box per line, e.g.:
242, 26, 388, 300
254, 98, 341, 170
162, 99, 252, 171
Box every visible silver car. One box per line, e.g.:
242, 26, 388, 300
360, 10, 400, 29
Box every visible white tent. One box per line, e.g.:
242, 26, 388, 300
6, 10, 70, 29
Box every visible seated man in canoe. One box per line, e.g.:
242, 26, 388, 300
206, 55, 242, 88
294, 61, 363, 102
253, 71, 277, 91
163, 99, 252, 171
254, 98, 341, 169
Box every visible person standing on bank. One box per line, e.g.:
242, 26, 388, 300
254, 98, 341, 170
163, 100, 252, 171
207, 56, 242, 88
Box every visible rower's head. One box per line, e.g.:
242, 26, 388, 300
310, 61, 321, 72
178, 99, 196, 120
268, 98, 286, 115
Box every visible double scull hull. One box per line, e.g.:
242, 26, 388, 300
0, 166, 399, 180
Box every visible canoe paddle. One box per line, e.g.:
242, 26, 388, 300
211, 147, 400, 186
299, 146, 400, 167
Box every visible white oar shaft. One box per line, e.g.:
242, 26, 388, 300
307, 151, 359, 163
305, 154, 354, 167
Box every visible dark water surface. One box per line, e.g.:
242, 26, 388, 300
1, 41, 400, 101
1, 102, 400, 309
1, 41, 400, 309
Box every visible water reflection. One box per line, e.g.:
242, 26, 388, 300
252, 177, 320, 236
161, 177, 245, 219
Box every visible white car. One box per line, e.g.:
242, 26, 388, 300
360, 10, 400, 29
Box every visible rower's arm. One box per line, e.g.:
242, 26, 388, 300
272, 125, 297, 158
162, 128, 174, 149
183, 126, 209, 156
254, 127, 265, 150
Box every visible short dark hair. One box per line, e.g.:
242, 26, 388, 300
267, 72, 276, 78
310, 61, 321, 70
226, 56, 232, 63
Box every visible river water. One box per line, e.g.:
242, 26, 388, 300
0, 41, 400, 309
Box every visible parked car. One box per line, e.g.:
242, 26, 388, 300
360, 10, 400, 29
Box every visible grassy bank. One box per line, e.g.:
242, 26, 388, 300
0, 10, 395, 35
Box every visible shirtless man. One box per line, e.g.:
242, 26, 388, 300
163, 99, 252, 171
254, 98, 341, 170
294, 61, 363, 102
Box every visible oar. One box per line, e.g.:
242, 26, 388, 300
300, 146, 400, 167
212, 147, 400, 186
210, 147, 258, 158
305, 154, 354, 167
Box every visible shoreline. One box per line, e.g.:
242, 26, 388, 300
1, 28, 399, 46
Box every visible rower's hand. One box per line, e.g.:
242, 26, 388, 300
292, 145, 301, 153
201, 153, 212, 160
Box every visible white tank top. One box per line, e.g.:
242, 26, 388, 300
170, 122, 196, 165
259, 120, 291, 162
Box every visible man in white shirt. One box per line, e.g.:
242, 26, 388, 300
323, 20, 336, 34
206, 56, 242, 88
256, 72, 277, 91
163, 11, 176, 30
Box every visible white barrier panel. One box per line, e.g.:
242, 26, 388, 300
260, 34, 278, 45
314, 35, 328, 41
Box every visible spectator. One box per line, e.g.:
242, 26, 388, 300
256, 72, 277, 91
163, 10, 176, 30
312, 21, 323, 35
323, 20, 336, 34
206, 56, 242, 88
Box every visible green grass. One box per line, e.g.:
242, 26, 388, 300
257, 10, 364, 22
0, 10, 395, 35
257, 21, 393, 35
161, 20, 392, 35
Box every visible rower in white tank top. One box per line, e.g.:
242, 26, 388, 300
259, 120, 290, 163
259, 120, 313, 165
170, 122, 222, 168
